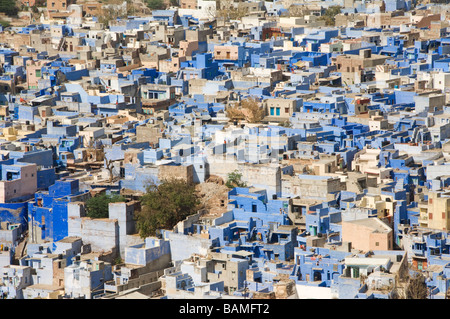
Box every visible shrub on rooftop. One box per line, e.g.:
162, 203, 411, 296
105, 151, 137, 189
85, 193, 126, 219
135, 178, 200, 238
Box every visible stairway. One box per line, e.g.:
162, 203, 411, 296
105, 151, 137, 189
13, 231, 28, 264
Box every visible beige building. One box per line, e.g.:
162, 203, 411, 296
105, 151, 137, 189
352, 148, 392, 184
366, 12, 411, 29
78, 127, 106, 147
358, 191, 395, 222
136, 123, 164, 145
282, 174, 341, 201
264, 97, 300, 120
204, 251, 250, 294
334, 49, 388, 85
158, 55, 186, 73
159, 164, 194, 184
419, 191, 450, 231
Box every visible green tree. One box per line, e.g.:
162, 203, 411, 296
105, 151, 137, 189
0, 19, 9, 28
146, 0, 165, 10
136, 179, 200, 238
85, 193, 126, 219
318, 5, 342, 26
225, 170, 247, 188
0, 0, 18, 16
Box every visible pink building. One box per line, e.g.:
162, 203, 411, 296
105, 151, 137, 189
26, 60, 47, 90
342, 218, 393, 252
0, 163, 37, 203
214, 46, 240, 60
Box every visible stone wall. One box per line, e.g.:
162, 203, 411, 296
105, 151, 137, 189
158, 164, 194, 184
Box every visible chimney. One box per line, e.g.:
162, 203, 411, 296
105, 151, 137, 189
359, 49, 371, 59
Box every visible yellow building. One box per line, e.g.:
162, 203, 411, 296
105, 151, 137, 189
419, 191, 450, 231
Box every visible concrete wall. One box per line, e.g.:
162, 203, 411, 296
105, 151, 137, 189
79, 218, 118, 255
337, 276, 361, 299
67, 202, 85, 238
125, 238, 171, 267
165, 231, 217, 262
283, 174, 341, 200
296, 283, 334, 299
239, 163, 281, 197
108, 202, 136, 256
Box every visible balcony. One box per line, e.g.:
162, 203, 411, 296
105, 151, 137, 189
412, 249, 426, 257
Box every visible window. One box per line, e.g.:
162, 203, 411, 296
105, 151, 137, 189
429, 213, 433, 220
443, 212, 446, 219
276, 108, 280, 116
285, 107, 290, 114
375, 242, 379, 246
270, 107, 274, 116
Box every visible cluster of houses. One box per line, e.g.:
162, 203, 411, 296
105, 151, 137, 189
1, 0, 450, 299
